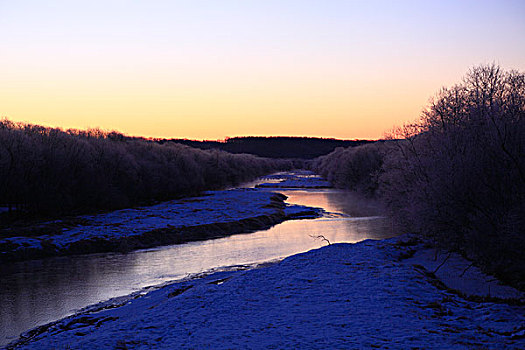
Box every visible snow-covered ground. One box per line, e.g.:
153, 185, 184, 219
0, 189, 321, 262
406, 246, 524, 301
9, 237, 524, 349
256, 171, 332, 188
0, 207, 11, 214
4, 171, 524, 349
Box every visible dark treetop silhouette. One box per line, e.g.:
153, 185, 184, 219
0, 121, 294, 217
313, 64, 525, 289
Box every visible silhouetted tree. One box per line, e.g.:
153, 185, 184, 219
312, 64, 524, 288
312, 142, 386, 195
380, 64, 525, 287
0, 120, 291, 218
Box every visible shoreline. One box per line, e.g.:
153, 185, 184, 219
0, 189, 322, 263
9, 237, 524, 349
4, 171, 524, 349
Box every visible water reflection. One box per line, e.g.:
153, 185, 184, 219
282, 189, 386, 217
0, 189, 394, 346
0, 253, 140, 346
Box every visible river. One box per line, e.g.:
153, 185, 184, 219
0, 188, 394, 346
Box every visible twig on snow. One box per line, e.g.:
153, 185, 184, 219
459, 262, 475, 277
309, 234, 331, 245
433, 252, 452, 274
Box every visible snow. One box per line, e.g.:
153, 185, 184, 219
10, 238, 524, 349
405, 245, 524, 301
256, 171, 332, 188
0, 189, 322, 261
0, 207, 12, 214
4, 172, 524, 349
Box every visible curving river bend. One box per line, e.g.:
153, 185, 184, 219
0, 188, 394, 347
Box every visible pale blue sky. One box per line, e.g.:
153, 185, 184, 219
1, 0, 524, 139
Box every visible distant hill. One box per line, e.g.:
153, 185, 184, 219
163, 137, 375, 159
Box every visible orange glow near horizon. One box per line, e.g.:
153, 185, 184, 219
1, 1, 524, 140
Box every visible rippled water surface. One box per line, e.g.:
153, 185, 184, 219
0, 189, 394, 346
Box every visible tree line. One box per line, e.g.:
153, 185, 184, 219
313, 64, 525, 289
166, 136, 373, 159
0, 121, 293, 218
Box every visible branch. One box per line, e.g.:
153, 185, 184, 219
309, 234, 331, 245
459, 262, 474, 277
433, 252, 452, 274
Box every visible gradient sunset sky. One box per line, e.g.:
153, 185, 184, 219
1, 1, 524, 140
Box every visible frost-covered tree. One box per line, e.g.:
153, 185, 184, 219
312, 64, 524, 287
0, 120, 291, 217
312, 142, 386, 195
380, 64, 525, 287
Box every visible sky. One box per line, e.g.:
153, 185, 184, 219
1, 0, 524, 140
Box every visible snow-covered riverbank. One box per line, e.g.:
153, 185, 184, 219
0, 189, 321, 262
256, 171, 332, 189
4, 171, 524, 349
9, 237, 524, 349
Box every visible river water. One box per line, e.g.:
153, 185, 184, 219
0, 189, 394, 346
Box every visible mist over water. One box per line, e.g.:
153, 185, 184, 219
0, 189, 393, 346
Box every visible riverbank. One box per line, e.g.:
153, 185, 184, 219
256, 171, 332, 189
8, 236, 524, 349
1, 185, 394, 347
0, 189, 322, 263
